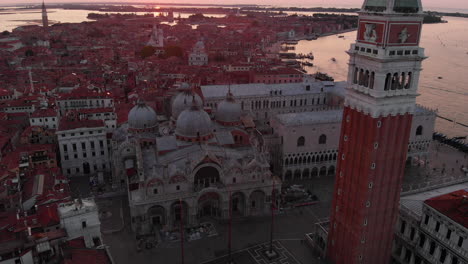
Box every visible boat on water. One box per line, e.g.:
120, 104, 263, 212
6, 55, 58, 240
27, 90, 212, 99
338, 35, 345, 38
331, 58, 337, 62
438, 76, 443, 79
301, 62, 314, 67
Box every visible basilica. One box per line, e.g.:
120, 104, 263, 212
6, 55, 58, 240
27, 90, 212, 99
111, 85, 278, 234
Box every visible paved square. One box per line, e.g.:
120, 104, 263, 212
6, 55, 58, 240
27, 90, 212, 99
203, 241, 300, 264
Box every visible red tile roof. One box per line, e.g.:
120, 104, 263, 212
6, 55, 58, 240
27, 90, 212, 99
31, 108, 57, 118
425, 189, 468, 228
62, 238, 112, 264
58, 119, 104, 131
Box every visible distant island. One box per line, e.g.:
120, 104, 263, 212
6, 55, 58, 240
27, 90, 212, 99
23, 3, 466, 23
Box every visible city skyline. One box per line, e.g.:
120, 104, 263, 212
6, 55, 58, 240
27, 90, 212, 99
0, 0, 466, 263
2, 0, 468, 11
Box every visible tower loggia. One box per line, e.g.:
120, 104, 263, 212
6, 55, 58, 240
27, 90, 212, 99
326, 0, 426, 263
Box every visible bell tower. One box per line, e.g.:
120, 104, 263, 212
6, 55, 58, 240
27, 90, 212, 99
326, 0, 426, 263
42, 1, 48, 28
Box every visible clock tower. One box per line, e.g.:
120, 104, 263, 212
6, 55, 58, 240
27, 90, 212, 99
326, 0, 426, 263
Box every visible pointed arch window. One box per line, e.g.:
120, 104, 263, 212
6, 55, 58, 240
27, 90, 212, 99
297, 136, 305, 147
319, 134, 327, 145
416, 125, 423, 136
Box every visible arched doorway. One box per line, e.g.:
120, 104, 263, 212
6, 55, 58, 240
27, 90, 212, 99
302, 168, 310, 179
170, 201, 188, 226
328, 166, 336, 176
312, 167, 319, 178
198, 192, 221, 219
83, 162, 91, 174
194, 166, 220, 190
249, 190, 266, 215
284, 170, 292, 181
231, 192, 246, 217
148, 205, 166, 226
319, 166, 327, 177
294, 169, 301, 180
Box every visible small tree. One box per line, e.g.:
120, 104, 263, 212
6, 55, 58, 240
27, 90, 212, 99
164, 45, 183, 58
140, 46, 156, 58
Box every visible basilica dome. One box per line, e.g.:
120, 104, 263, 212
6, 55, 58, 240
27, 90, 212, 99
128, 100, 158, 130
171, 91, 203, 120
175, 103, 213, 140
215, 93, 241, 124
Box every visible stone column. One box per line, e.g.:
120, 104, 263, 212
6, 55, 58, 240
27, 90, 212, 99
409, 251, 415, 264
400, 246, 406, 261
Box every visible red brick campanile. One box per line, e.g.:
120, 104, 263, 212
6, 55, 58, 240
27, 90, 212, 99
326, 1, 426, 263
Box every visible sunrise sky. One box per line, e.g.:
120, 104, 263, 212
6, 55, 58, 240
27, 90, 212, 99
2, 0, 468, 11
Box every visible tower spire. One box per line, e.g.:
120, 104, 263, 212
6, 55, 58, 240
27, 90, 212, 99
42, 0, 48, 28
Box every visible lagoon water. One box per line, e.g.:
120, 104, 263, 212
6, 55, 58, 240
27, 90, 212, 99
1, 8, 467, 137
296, 16, 468, 138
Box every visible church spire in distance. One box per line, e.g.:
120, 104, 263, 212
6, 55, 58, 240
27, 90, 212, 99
42, 0, 49, 28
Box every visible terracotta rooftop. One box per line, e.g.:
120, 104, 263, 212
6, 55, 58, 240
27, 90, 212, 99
31, 108, 57, 118
58, 119, 105, 131
62, 237, 112, 264
424, 189, 468, 228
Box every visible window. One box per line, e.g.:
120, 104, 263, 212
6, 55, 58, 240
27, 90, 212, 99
400, 221, 406, 234
458, 236, 464, 247
416, 125, 423, 136
439, 249, 447, 263
429, 241, 435, 255
82, 142, 86, 149
424, 214, 429, 225
64, 155, 69, 160
153, 188, 158, 194
419, 234, 426, 247
82, 221, 87, 228
410, 227, 415, 240
446, 229, 452, 239
63, 144, 68, 152
176, 185, 180, 191
297, 136, 305, 147
233, 177, 236, 183
72, 144, 77, 151
435, 221, 440, 232
319, 134, 327, 144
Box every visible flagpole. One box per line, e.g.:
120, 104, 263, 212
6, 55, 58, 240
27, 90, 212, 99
269, 179, 275, 254
180, 198, 184, 264
228, 190, 233, 263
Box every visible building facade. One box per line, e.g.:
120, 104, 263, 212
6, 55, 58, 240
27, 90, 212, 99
57, 118, 110, 177
270, 105, 435, 181
327, 0, 426, 263
58, 198, 102, 248
201, 78, 340, 125
189, 40, 208, 66
394, 184, 468, 264
112, 94, 277, 236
